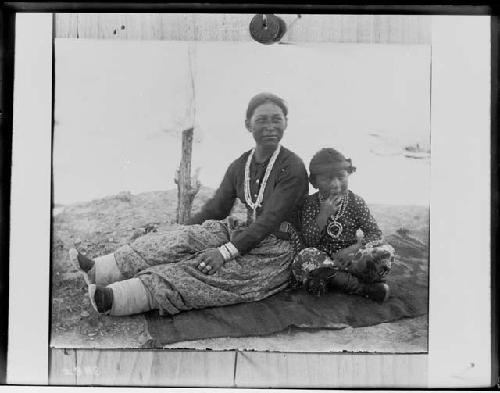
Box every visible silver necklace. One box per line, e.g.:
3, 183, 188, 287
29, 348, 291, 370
324, 193, 349, 239
244, 145, 281, 222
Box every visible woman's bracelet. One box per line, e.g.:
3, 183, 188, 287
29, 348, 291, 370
218, 245, 231, 261
225, 242, 239, 258
217, 242, 240, 262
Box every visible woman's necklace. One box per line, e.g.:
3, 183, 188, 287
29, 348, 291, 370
244, 145, 281, 222
324, 192, 349, 239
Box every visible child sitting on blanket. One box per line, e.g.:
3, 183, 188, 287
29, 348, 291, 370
291, 148, 395, 303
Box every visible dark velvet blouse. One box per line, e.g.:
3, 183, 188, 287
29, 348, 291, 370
188, 146, 309, 254
301, 190, 383, 257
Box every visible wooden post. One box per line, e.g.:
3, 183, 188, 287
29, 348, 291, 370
175, 127, 200, 224
174, 43, 201, 224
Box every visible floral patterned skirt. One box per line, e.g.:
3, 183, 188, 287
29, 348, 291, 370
112, 220, 294, 315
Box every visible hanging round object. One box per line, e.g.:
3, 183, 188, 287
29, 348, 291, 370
249, 14, 287, 45
275, 16, 287, 41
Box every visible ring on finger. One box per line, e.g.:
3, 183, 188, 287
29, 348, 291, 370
206, 265, 212, 271
200, 262, 205, 267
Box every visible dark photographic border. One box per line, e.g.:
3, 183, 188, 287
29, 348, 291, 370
0, 2, 497, 388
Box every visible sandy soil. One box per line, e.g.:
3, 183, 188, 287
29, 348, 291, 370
50, 189, 429, 351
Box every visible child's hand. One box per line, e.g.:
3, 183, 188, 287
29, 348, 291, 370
316, 194, 343, 230
320, 194, 343, 216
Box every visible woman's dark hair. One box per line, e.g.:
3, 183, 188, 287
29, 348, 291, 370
246, 92, 288, 120
308, 147, 356, 187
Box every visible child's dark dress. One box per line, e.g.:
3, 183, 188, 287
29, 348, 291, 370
301, 190, 382, 255
292, 190, 394, 293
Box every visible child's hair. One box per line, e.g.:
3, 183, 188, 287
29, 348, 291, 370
308, 148, 356, 187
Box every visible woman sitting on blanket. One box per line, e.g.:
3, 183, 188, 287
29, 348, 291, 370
70, 92, 309, 316
291, 147, 395, 303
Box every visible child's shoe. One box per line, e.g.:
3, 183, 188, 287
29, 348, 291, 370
305, 266, 390, 303
304, 266, 337, 296
360, 282, 390, 303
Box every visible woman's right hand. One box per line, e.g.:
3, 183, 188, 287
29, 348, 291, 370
196, 248, 225, 275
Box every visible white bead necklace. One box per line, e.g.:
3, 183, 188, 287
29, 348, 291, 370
325, 192, 349, 239
244, 145, 281, 222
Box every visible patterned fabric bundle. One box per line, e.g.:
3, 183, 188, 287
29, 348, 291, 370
291, 242, 395, 288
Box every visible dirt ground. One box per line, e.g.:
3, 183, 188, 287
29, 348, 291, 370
50, 189, 429, 352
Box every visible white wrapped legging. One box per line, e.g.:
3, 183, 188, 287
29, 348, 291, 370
92, 253, 157, 316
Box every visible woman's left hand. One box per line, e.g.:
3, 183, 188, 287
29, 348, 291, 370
197, 248, 225, 275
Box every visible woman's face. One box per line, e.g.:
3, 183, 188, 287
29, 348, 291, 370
245, 102, 287, 149
315, 170, 349, 197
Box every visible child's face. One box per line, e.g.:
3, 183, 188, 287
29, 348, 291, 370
315, 170, 349, 197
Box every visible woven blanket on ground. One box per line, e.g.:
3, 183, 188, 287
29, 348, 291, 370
145, 241, 428, 347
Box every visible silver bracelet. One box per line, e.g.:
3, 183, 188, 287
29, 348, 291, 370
218, 245, 232, 262
224, 242, 240, 259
